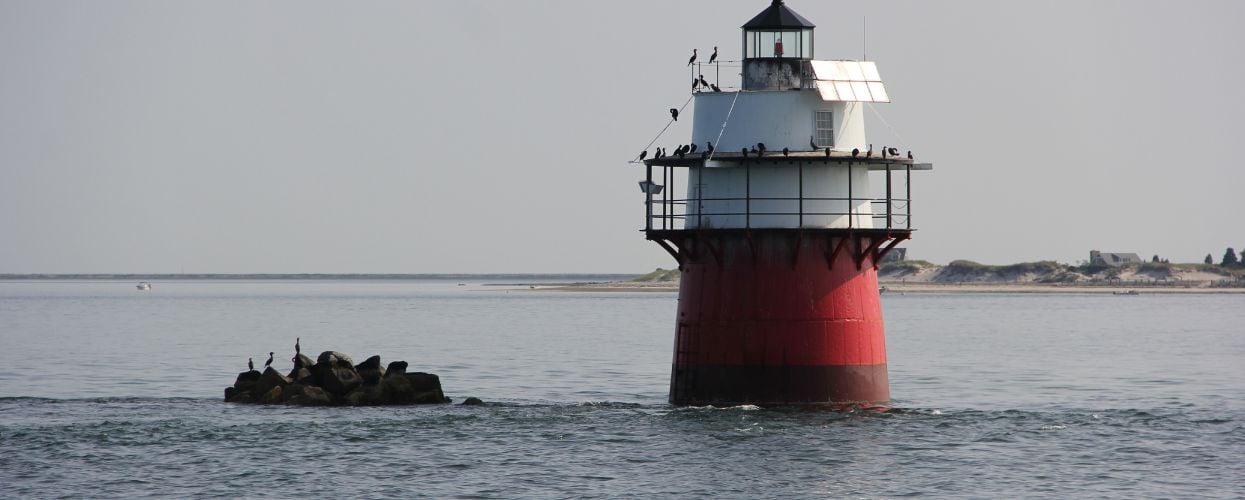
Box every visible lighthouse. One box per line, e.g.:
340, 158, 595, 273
639, 0, 932, 405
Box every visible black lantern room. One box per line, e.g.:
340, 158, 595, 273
741, 0, 816, 91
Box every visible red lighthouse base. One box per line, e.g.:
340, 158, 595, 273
661, 230, 902, 406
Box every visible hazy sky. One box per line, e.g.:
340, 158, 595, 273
2, 0, 1242, 273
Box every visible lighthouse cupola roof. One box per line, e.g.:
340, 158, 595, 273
742, 0, 815, 30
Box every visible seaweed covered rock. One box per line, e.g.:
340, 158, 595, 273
225, 349, 449, 406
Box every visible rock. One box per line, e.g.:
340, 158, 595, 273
287, 367, 314, 385
316, 351, 354, 367
318, 365, 363, 396
226, 390, 253, 403
405, 372, 450, 404
232, 370, 262, 393
251, 367, 292, 399
384, 361, 408, 377
461, 397, 484, 406
345, 385, 383, 406
260, 385, 283, 404
285, 385, 332, 406
224, 386, 236, 401
289, 353, 316, 375
355, 355, 385, 386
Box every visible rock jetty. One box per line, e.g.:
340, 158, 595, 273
225, 350, 450, 406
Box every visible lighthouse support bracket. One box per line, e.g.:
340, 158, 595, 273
648, 229, 912, 272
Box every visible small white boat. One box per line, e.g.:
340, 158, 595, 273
136, 282, 152, 290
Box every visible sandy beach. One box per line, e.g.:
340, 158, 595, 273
547, 281, 1245, 294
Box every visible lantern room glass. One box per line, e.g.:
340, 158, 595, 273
744, 28, 813, 59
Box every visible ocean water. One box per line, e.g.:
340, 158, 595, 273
1, 279, 1243, 497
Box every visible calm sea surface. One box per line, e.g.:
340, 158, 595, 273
1, 279, 1243, 498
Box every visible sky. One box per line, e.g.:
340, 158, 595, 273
2, 0, 1243, 273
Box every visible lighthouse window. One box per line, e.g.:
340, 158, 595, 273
815, 111, 834, 148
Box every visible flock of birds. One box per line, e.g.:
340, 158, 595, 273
247, 337, 302, 372
641, 140, 914, 162
635, 48, 917, 164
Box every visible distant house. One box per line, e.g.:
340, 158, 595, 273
1089, 250, 1142, 266
881, 248, 907, 263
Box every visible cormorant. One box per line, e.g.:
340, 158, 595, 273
676, 148, 686, 158
670, 108, 679, 121
706, 141, 714, 153
866, 144, 873, 158
782, 147, 789, 156
809, 136, 818, 150
698, 75, 710, 89
710, 84, 722, 92
757, 143, 766, 156
295, 337, 300, 355
264, 352, 274, 369
882, 147, 888, 159
750, 146, 758, 154
689, 143, 698, 153
639, 150, 647, 161
687, 48, 697, 66
852, 148, 860, 158
825, 147, 832, 157
742, 147, 749, 158
692, 78, 700, 91
889, 147, 899, 157
248, 357, 254, 371
709, 46, 718, 64
907, 150, 914, 160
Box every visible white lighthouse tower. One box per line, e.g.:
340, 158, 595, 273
640, 0, 933, 405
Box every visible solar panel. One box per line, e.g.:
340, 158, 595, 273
808, 60, 890, 103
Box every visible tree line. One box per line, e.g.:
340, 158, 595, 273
1202, 247, 1244, 266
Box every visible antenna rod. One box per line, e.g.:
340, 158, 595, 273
863, 16, 867, 60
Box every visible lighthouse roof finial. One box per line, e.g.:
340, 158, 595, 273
743, 0, 815, 29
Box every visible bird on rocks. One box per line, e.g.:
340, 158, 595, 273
687, 48, 697, 66
698, 75, 710, 89
866, 144, 873, 158
809, 136, 818, 150
782, 147, 790, 157
248, 357, 254, 371
670, 108, 679, 121
295, 337, 300, 355
638, 150, 647, 161
907, 150, 914, 160
709, 46, 718, 64
264, 352, 274, 369
710, 84, 722, 92
852, 148, 860, 158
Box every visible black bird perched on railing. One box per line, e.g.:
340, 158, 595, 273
638, 150, 647, 161
706, 141, 714, 153
264, 352, 274, 369
882, 147, 888, 159
750, 146, 758, 155
692, 78, 700, 92
710, 84, 722, 92
866, 144, 873, 158
825, 147, 832, 157
698, 75, 710, 90
852, 148, 860, 158
782, 147, 790, 156
741, 147, 749, 158
689, 143, 698, 153
676, 148, 686, 159
709, 46, 718, 64
889, 147, 899, 157
669, 108, 679, 121
809, 136, 818, 150
757, 143, 766, 156
687, 48, 697, 66
248, 357, 254, 371
907, 150, 914, 160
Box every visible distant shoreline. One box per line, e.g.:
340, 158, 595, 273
545, 282, 1245, 294
0, 273, 638, 281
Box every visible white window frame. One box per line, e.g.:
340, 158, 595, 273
814, 110, 834, 149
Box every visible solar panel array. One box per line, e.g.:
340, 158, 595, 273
809, 61, 890, 103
